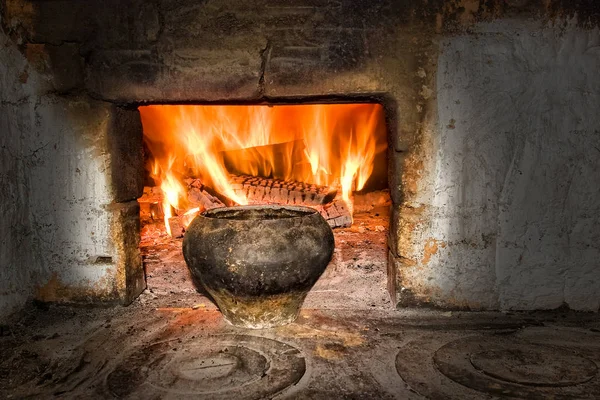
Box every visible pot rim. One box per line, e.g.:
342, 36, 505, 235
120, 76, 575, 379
200, 204, 320, 220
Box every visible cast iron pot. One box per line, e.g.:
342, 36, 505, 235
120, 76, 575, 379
183, 205, 335, 329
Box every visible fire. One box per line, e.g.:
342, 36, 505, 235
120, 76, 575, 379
140, 103, 386, 228
149, 157, 187, 236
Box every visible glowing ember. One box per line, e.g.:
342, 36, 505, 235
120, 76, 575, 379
140, 104, 386, 228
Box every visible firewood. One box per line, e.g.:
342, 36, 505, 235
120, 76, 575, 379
222, 140, 306, 180
165, 207, 204, 238
187, 187, 226, 209
184, 178, 236, 207
167, 216, 185, 238
315, 199, 353, 228
144, 173, 352, 232
229, 174, 338, 206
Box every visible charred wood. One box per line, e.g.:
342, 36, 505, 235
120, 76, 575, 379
315, 199, 353, 228
229, 174, 337, 206
141, 173, 353, 232
187, 186, 226, 209
167, 216, 185, 238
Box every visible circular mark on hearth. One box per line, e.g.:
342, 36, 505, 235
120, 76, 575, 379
395, 331, 600, 399
469, 346, 597, 386
106, 334, 305, 399
433, 336, 599, 398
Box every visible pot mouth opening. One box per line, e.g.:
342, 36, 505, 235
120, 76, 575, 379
202, 205, 317, 221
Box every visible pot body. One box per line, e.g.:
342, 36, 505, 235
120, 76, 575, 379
183, 205, 335, 329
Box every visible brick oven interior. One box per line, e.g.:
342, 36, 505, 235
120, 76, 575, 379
1, 1, 600, 398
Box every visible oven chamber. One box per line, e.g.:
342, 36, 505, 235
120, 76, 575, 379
1, 0, 599, 318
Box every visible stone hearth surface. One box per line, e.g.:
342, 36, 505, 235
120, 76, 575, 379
1, 296, 599, 399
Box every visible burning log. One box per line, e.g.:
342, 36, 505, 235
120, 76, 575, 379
222, 139, 307, 180
229, 174, 338, 206
187, 187, 226, 209
142, 171, 352, 236
167, 216, 185, 238
185, 178, 236, 207
140, 182, 218, 238
185, 176, 351, 229
165, 207, 203, 238
316, 199, 353, 228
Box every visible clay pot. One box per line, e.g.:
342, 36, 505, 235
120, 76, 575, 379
183, 205, 335, 329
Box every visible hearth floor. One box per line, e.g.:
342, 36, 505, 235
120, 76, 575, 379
1, 297, 599, 399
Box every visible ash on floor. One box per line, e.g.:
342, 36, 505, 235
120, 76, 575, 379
1, 299, 599, 399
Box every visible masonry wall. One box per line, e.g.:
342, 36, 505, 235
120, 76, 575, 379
27, 96, 145, 304
393, 21, 600, 311
1, 0, 598, 316
0, 25, 37, 318
0, 13, 145, 318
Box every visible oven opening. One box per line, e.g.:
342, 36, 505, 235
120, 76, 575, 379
137, 102, 392, 309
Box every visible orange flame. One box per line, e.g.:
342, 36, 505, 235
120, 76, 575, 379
140, 104, 386, 225
149, 157, 187, 236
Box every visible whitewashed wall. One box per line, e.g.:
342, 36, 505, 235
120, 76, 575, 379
0, 24, 140, 319
0, 25, 42, 318
404, 20, 600, 311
